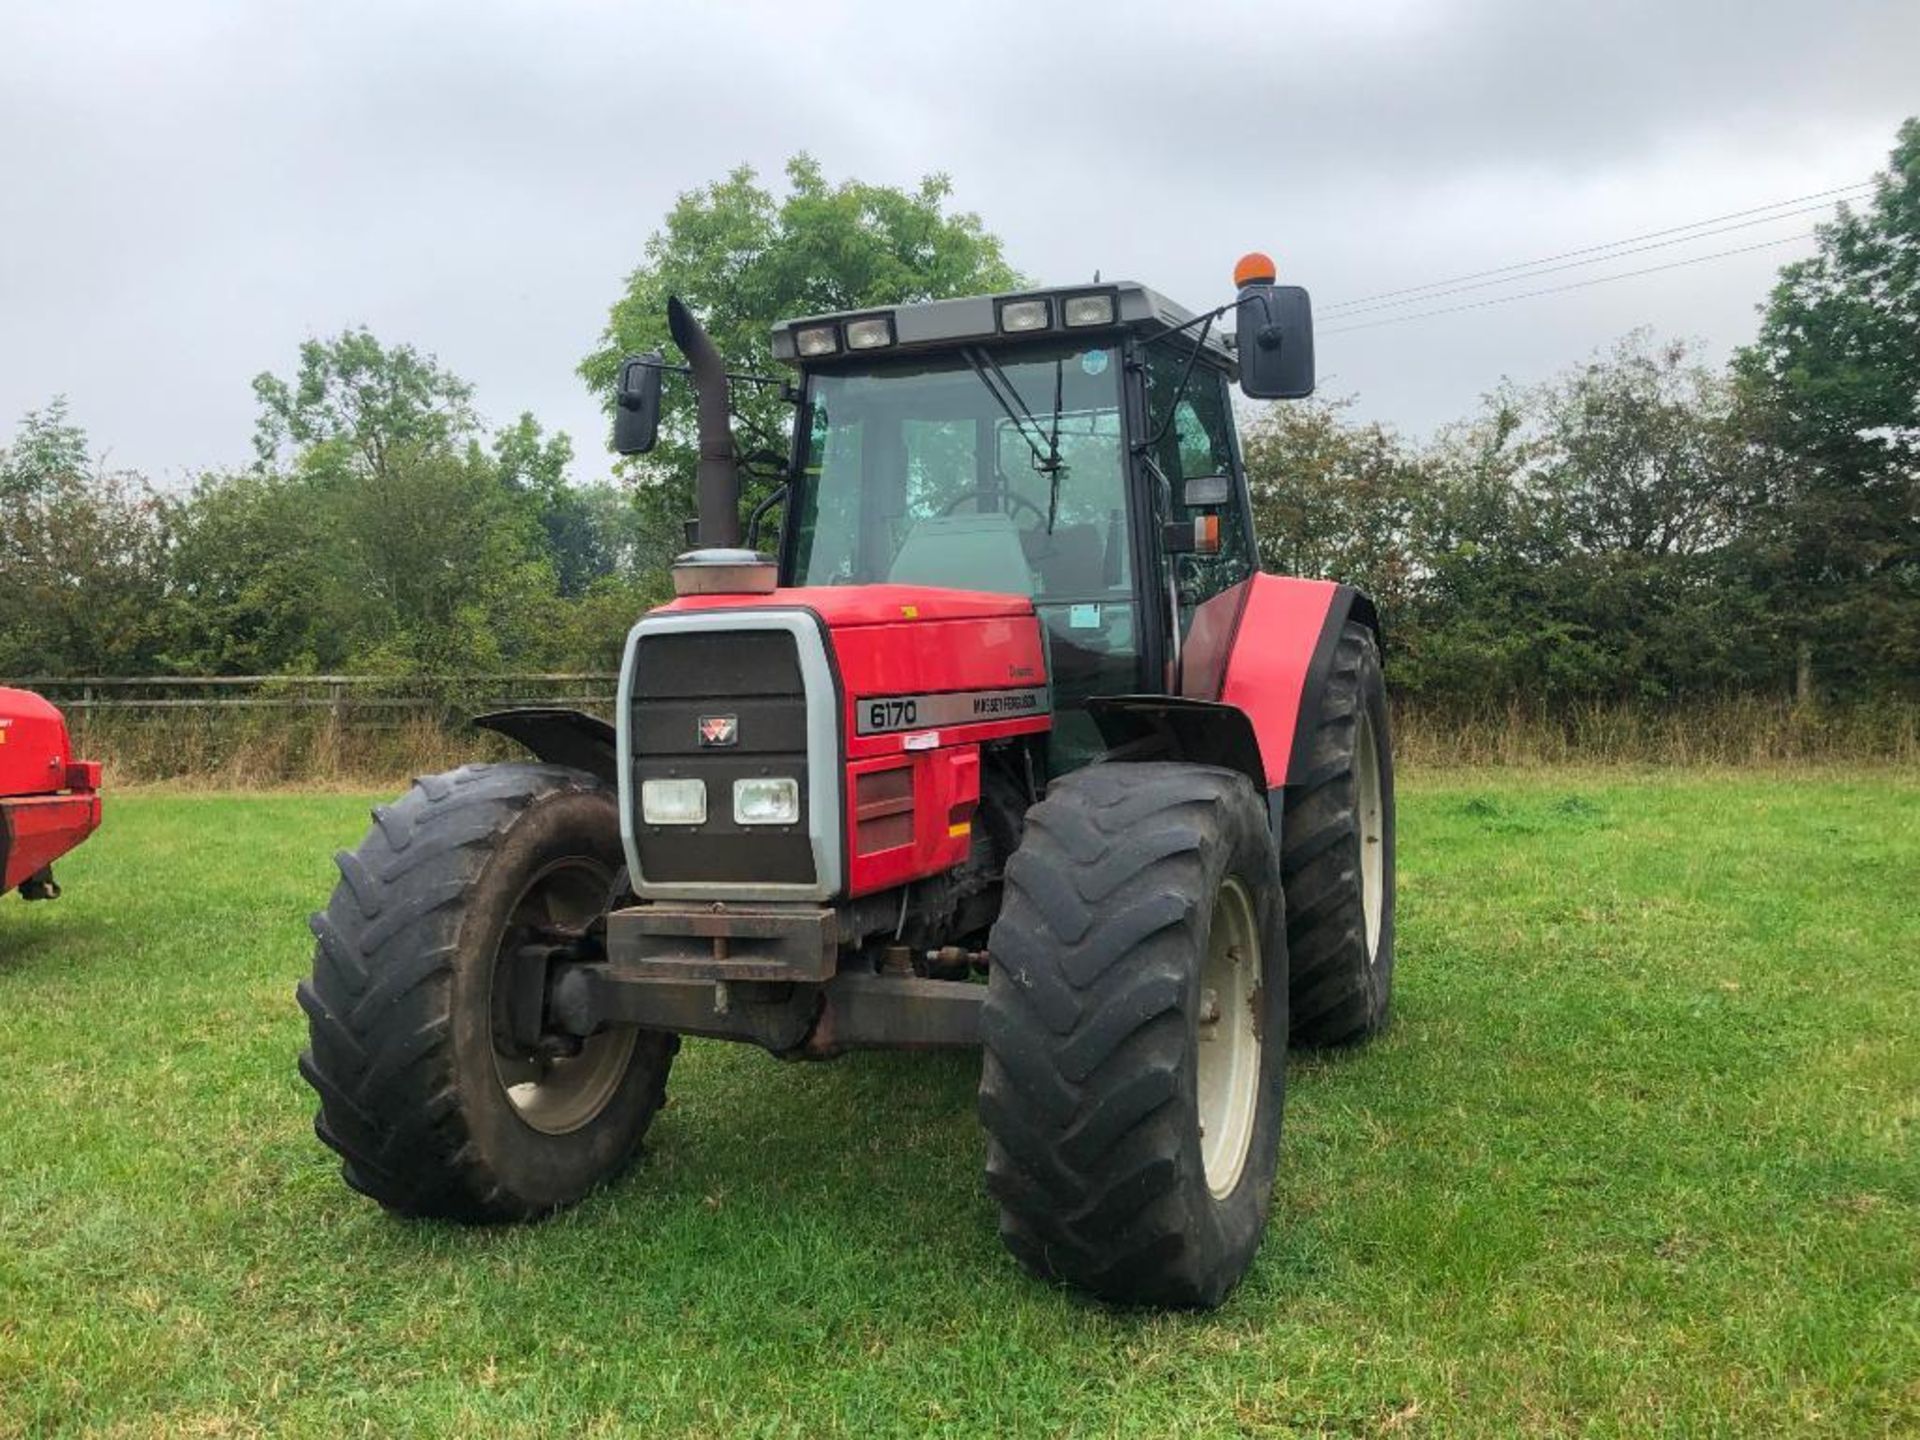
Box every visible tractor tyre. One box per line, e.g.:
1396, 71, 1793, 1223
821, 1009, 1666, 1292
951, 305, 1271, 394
979, 762, 1287, 1308
297, 762, 676, 1222
1282, 621, 1396, 1047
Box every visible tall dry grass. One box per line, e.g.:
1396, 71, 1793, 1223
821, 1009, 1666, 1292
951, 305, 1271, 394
1393, 696, 1920, 768
70, 709, 531, 788
71, 695, 1920, 789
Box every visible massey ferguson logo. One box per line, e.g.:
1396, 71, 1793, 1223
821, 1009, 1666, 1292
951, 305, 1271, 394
698, 714, 738, 747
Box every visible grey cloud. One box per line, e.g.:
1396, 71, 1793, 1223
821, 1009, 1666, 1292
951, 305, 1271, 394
1, 0, 1913, 481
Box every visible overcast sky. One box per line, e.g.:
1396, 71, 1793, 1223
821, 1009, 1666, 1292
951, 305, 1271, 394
3, 0, 1915, 485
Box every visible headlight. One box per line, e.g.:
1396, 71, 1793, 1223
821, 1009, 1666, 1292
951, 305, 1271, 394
794, 324, 840, 357
997, 298, 1052, 333
1062, 292, 1115, 327
640, 777, 707, 825
733, 777, 800, 826
844, 314, 895, 350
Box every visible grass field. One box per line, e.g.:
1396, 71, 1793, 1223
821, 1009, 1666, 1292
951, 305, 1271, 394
2, 774, 1915, 1437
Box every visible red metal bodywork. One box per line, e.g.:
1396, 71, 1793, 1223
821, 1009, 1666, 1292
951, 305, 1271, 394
0, 687, 103, 895
1179, 574, 1352, 789
655, 572, 1364, 893
661, 585, 1051, 897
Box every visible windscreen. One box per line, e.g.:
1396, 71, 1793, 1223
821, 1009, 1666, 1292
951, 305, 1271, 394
789, 340, 1139, 767
790, 341, 1129, 594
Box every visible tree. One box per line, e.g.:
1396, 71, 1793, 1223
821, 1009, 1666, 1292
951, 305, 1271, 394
252, 329, 479, 482
236, 335, 582, 673
579, 155, 1025, 542
491, 411, 573, 498
331, 443, 557, 674
1526, 332, 1749, 561
0, 404, 171, 676
1736, 117, 1920, 698
1242, 396, 1421, 619
163, 469, 355, 673
1241, 336, 1777, 708
0, 396, 89, 502
1408, 340, 1774, 706
488, 412, 616, 598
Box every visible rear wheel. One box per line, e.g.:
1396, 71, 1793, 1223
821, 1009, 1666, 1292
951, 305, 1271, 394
298, 763, 676, 1221
979, 762, 1287, 1308
1283, 622, 1396, 1046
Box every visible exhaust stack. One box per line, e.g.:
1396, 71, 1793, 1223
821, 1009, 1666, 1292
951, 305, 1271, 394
667, 296, 741, 551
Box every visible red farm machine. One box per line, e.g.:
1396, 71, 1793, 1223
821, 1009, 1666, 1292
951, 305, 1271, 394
298, 256, 1395, 1307
0, 687, 102, 902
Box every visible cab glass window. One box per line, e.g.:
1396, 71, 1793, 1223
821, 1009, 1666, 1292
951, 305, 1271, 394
791, 341, 1139, 768
1143, 348, 1255, 607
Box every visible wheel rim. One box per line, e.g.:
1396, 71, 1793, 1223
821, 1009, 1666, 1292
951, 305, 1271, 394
1355, 706, 1385, 961
489, 857, 636, 1136
1197, 876, 1262, 1199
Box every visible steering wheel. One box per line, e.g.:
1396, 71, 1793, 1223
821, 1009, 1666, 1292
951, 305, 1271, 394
936, 487, 1048, 527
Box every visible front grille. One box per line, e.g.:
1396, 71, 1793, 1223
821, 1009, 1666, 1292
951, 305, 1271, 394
628, 629, 816, 887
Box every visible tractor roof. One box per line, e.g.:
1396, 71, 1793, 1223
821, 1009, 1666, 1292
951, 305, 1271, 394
771, 280, 1235, 372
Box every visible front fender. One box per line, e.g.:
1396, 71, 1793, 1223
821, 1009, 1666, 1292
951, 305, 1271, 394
1084, 694, 1267, 792
472, 708, 618, 786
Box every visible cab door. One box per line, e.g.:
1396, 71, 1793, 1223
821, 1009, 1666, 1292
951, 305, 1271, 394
1139, 346, 1258, 673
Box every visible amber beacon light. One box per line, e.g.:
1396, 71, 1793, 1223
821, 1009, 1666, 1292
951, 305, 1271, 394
1233, 251, 1277, 287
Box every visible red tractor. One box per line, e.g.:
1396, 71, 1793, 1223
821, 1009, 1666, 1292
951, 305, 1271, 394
299, 257, 1394, 1307
0, 687, 102, 902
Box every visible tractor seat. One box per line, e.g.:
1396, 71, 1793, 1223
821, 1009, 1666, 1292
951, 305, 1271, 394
1021, 523, 1106, 597
887, 513, 1034, 597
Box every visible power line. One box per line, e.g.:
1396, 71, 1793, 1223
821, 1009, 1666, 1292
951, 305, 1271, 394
1320, 231, 1816, 336
1323, 198, 1855, 319
1320, 180, 1870, 314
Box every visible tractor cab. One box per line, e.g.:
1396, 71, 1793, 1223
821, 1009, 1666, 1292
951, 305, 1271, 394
775, 283, 1265, 769
615, 262, 1315, 770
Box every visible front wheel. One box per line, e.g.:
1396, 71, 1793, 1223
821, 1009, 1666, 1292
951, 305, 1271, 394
979, 762, 1287, 1308
297, 763, 676, 1221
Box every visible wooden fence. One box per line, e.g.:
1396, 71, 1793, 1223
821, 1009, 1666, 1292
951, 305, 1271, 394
2, 674, 628, 781
7, 674, 621, 718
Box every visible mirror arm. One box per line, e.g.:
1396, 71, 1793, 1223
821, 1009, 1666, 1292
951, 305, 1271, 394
1131, 312, 1216, 456
744, 483, 789, 551
1137, 297, 1247, 351
620, 356, 793, 391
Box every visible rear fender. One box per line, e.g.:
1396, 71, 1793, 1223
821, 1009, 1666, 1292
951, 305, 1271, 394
472, 708, 618, 786
1180, 575, 1380, 788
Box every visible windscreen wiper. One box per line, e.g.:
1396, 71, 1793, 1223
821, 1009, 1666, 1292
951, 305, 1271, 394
1044, 356, 1064, 532
964, 347, 1061, 476
963, 346, 1068, 531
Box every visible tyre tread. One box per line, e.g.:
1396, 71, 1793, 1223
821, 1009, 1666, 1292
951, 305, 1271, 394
980, 762, 1277, 1306
298, 762, 669, 1222
1282, 625, 1394, 1046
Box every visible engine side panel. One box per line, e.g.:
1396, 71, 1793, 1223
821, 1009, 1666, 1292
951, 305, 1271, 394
825, 606, 1048, 898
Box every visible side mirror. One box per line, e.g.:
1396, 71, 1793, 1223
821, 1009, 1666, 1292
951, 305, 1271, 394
1182, 474, 1233, 508
1235, 284, 1314, 400
612, 351, 664, 455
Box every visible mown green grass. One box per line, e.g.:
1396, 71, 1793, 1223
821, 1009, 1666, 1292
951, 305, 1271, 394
2, 774, 1915, 1437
